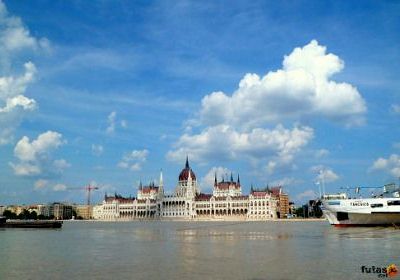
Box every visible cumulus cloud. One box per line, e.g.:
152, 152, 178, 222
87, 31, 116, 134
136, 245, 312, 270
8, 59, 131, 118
200, 166, 232, 192
311, 165, 339, 183
0, 1, 50, 67
53, 183, 67, 192
167, 124, 313, 172
168, 41, 366, 174
10, 131, 68, 176
370, 154, 400, 177
34, 179, 48, 190
106, 111, 127, 135
118, 149, 148, 171
0, 0, 49, 145
198, 40, 366, 128
296, 189, 317, 201
0, 62, 37, 144
106, 111, 116, 134
91, 144, 104, 156
270, 177, 301, 187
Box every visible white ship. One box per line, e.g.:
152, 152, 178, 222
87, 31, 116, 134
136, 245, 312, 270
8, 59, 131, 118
321, 183, 400, 227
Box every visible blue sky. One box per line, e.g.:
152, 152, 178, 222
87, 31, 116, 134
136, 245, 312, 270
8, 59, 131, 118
0, 0, 399, 205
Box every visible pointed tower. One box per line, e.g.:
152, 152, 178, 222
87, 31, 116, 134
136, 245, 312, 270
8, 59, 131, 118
214, 172, 217, 186
230, 172, 233, 183
187, 165, 193, 198
185, 155, 189, 169
237, 174, 240, 185
159, 169, 164, 197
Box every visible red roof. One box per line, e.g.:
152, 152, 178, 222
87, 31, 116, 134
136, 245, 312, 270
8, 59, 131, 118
105, 197, 135, 203
252, 191, 268, 197
141, 186, 159, 194
215, 182, 240, 190
179, 167, 196, 181
178, 157, 197, 181
270, 187, 282, 195
195, 193, 212, 201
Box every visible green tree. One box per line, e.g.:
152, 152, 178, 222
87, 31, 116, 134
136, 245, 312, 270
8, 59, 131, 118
2, 210, 17, 219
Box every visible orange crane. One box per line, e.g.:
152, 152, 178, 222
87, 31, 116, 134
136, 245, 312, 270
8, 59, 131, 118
67, 185, 99, 206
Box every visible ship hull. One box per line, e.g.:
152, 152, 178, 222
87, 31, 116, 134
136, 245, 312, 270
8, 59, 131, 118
0, 220, 63, 229
322, 197, 400, 226
323, 210, 400, 226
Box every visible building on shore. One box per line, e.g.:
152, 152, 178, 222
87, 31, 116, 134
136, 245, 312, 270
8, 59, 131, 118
94, 158, 289, 221
73, 205, 93, 219
51, 203, 73, 220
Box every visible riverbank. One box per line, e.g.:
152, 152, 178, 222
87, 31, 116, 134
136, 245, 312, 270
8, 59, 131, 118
67, 218, 327, 222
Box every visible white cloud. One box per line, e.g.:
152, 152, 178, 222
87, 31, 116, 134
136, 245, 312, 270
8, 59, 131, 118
53, 159, 71, 171
34, 179, 48, 190
118, 149, 148, 172
106, 111, 116, 134
391, 104, 400, 114
91, 144, 104, 156
311, 165, 339, 183
370, 154, 400, 177
11, 162, 41, 176
0, 1, 49, 59
168, 41, 365, 173
0, 0, 49, 145
106, 111, 127, 134
10, 131, 68, 176
167, 124, 313, 173
198, 40, 366, 128
0, 62, 37, 144
270, 177, 301, 187
53, 184, 67, 192
296, 189, 317, 201
200, 166, 232, 192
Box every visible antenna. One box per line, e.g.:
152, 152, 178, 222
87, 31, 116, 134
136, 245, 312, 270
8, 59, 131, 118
315, 181, 321, 199
319, 170, 326, 196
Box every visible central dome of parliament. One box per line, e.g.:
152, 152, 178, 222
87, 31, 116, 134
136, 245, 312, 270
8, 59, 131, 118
178, 157, 196, 181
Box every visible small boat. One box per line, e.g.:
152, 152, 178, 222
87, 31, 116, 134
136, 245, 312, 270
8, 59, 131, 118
0, 216, 63, 229
321, 183, 400, 227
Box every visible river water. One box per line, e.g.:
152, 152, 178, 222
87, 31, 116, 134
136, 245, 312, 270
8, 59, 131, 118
1, 221, 399, 279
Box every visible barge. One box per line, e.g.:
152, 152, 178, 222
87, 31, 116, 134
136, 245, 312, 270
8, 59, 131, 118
0, 216, 63, 228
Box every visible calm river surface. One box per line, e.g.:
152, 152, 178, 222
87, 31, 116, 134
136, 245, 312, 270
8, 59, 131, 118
1, 221, 399, 280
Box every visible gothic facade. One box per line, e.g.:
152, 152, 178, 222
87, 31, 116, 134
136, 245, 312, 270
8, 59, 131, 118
93, 158, 288, 221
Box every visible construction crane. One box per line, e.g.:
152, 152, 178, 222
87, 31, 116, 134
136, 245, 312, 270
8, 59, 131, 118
67, 185, 99, 206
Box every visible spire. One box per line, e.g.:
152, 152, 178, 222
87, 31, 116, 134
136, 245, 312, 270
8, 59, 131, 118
139, 180, 143, 190
159, 169, 163, 187
237, 174, 240, 184
214, 172, 217, 186
250, 184, 254, 193
230, 172, 233, 182
104, 192, 107, 200
185, 155, 189, 169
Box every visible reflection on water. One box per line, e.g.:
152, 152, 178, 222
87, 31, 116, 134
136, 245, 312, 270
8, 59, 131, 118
177, 228, 293, 241
1, 221, 399, 280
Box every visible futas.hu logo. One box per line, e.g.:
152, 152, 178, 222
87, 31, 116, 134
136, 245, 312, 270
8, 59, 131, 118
361, 264, 398, 278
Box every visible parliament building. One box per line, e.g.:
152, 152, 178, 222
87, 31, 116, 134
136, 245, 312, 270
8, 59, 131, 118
93, 158, 289, 221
